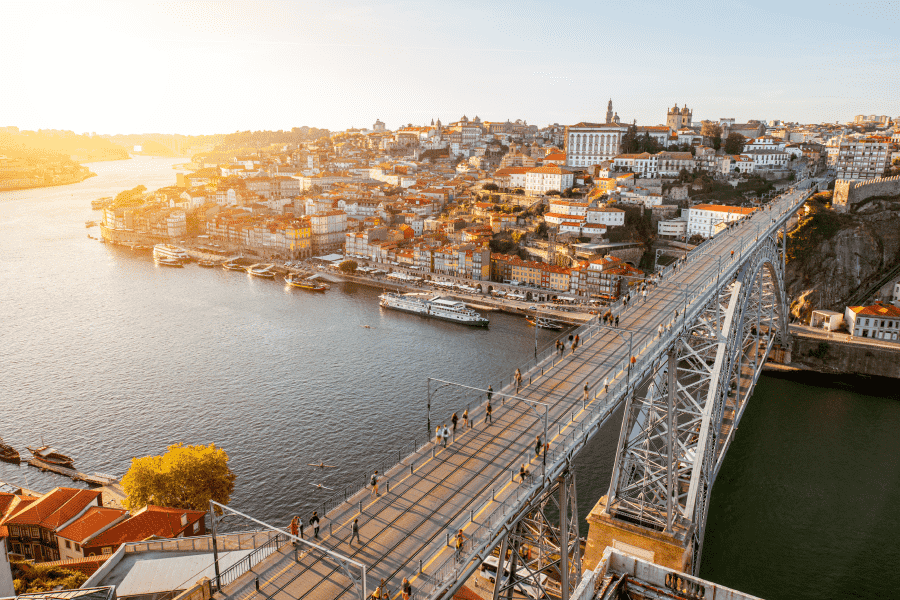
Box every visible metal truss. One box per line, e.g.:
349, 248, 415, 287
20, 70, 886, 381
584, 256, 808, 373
490, 471, 581, 600
605, 233, 789, 575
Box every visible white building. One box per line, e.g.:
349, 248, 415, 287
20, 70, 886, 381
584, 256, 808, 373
565, 122, 629, 168
309, 210, 347, 252
548, 199, 589, 217
656, 151, 695, 177
687, 204, 756, 238
845, 302, 900, 341
613, 153, 657, 178
585, 206, 626, 227
741, 149, 789, 171
658, 216, 687, 238
525, 165, 574, 196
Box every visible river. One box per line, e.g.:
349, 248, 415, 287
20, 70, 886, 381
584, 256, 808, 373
0, 157, 897, 599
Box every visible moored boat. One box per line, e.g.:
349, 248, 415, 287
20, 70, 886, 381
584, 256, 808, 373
91, 197, 112, 209
285, 273, 329, 291
155, 257, 184, 267
153, 244, 190, 262
526, 316, 564, 330
198, 259, 219, 268
379, 292, 488, 327
28, 445, 75, 469
247, 264, 275, 278
0, 438, 20, 464
222, 261, 245, 271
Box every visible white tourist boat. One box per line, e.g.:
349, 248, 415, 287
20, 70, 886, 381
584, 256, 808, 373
153, 244, 190, 262
379, 292, 489, 327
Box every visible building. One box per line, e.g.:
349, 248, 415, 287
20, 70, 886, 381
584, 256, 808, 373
585, 206, 626, 227
55, 506, 129, 561
1, 488, 101, 562
658, 216, 687, 238
492, 166, 529, 189
845, 302, 900, 341
309, 210, 347, 252
80, 505, 206, 557
834, 136, 894, 180
665, 103, 692, 132
687, 204, 756, 238
570, 256, 643, 301
565, 105, 629, 169
525, 165, 574, 196
613, 153, 657, 178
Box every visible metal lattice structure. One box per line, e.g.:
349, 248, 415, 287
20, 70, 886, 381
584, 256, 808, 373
605, 233, 791, 574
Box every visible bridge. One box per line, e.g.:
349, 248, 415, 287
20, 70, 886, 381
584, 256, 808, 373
213, 181, 817, 600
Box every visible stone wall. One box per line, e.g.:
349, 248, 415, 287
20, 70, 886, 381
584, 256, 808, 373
832, 175, 900, 212
790, 334, 900, 378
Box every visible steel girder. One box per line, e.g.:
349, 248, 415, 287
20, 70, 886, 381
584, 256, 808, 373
491, 471, 581, 600
605, 234, 789, 575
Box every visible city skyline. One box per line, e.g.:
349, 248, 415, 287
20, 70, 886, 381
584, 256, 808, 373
2, 0, 898, 135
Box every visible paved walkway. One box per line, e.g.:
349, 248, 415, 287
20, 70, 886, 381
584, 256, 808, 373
216, 187, 812, 600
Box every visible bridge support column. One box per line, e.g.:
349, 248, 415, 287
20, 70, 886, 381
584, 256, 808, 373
583, 495, 693, 574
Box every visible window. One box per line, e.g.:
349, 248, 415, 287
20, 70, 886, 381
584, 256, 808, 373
102, 546, 112, 555
65, 540, 71, 549
75, 544, 81, 552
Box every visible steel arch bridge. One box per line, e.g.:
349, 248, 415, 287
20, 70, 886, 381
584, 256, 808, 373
215, 181, 820, 600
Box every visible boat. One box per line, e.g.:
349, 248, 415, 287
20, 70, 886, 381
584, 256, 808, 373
379, 292, 489, 327
285, 273, 329, 291
155, 257, 184, 268
222, 261, 245, 271
526, 316, 564, 330
153, 244, 190, 262
247, 264, 275, 278
91, 197, 112, 209
0, 438, 20, 464
198, 259, 219, 268
27, 445, 75, 469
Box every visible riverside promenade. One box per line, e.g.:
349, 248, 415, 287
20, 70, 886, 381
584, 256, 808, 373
216, 184, 814, 600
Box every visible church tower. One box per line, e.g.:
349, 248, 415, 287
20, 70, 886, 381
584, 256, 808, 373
606, 99, 614, 124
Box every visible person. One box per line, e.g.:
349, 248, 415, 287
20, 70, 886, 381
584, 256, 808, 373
583, 382, 589, 403
455, 529, 466, 559
463, 408, 469, 428
309, 511, 320, 539
402, 578, 412, 600
371, 470, 379, 497
442, 424, 450, 448
658, 323, 664, 338
604, 377, 609, 393
514, 368, 522, 392
451, 411, 458, 434
675, 309, 679, 320
350, 517, 361, 544
556, 339, 563, 355
373, 579, 386, 600
519, 463, 530, 483
731, 250, 735, 260
485, 399, 493, 425
487, 384, 493, 402
642, 289, 647, 303
573, 334, 579, 351
289, 516, 299, 545
435, 425, 441, 444
615, 315, 619, 327
535, 435, 542, 458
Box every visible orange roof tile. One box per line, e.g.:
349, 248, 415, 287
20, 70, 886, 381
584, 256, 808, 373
57, 506, 128, 543
2, 488, 100, 529
84, 505, 206, 549
849, 303, 900, 317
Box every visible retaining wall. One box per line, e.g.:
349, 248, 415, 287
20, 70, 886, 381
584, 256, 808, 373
832, 175, 900, 212
789, 334, 900, 378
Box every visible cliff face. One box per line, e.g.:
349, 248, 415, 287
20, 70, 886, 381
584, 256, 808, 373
787, 198, 900, 320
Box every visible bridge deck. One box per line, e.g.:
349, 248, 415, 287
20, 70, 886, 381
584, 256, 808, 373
216, 185, 814, 600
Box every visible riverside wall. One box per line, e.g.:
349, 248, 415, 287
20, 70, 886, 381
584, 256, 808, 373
833, 175, 900, 212
780, 331, 900, 379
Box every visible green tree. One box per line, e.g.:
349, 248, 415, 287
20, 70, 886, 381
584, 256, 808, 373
620, 124, 639, 154
14, 564, 87, 594
723, 133, 746, 155
483, 182, 499, 191
122, 443, 236, 514
338, 260, 358, 274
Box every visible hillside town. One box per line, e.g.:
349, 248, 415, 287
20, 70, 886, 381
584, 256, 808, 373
94, 103, 899, 311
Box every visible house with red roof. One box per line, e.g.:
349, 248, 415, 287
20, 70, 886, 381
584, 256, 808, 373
56, 506, 128, 561
0, 487, 101, 562
81, 505, 206, 557
844, 301, 900, 342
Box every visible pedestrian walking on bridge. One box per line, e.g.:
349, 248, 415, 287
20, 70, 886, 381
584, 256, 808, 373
514, 368, 522, 392
658, 324, 664, 338
289, 516, 299, 545
463, 408, 469, 428
455, 529, 466, 560
309, 511, 320, 539
519, 463, 530, 483
604, 377, 609, 393
350, 518, 360, 544
615, 315, 619, 327
402, 578, 412, 600
441, 424, 450, 448
451, 411, 458, 434
487, 384, 493, 403
535, 435, 543, 458
371, 470, 379, 497
485, 399, 493, 425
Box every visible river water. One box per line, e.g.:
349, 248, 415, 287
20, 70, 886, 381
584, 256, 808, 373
1, 157, 897, 599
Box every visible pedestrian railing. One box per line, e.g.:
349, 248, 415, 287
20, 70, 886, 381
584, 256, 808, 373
212, 532, 289, 589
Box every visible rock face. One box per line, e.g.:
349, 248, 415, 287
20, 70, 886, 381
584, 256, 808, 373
786, 200, 900, 320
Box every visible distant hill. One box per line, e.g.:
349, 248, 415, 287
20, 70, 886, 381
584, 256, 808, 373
0, 129, 130, 162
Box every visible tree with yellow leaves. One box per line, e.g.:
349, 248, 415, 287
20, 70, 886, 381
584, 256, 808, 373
122, 443, 236, 515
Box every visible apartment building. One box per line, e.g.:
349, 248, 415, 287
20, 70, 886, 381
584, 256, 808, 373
845, 302, 900, 341
687, 204, 756, 238
835, 137, 894, 180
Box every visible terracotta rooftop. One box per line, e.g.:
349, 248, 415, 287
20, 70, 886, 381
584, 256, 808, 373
57, 506, 128, 543
849, 303, 900, 318
85, 505, 206, 549
2, 487, 100, 529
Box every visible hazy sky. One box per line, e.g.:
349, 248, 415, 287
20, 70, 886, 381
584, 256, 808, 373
2, 0, 897, 135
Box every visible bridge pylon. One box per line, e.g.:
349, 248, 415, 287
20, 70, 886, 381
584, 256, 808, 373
585, 231, 791, 576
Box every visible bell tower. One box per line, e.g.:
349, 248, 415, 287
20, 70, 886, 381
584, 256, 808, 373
606, 99, 614, 124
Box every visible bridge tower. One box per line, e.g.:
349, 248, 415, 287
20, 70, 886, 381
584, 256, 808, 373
585, 231, 791, 575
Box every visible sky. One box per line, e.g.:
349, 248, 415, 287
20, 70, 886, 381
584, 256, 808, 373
2, 0, 898, 135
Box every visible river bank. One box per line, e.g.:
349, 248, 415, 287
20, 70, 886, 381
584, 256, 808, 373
0, 170, 97, 191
